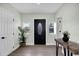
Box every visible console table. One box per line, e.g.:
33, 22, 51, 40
55, 38, 79, 56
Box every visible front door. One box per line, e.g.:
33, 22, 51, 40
34, 19, 46, 45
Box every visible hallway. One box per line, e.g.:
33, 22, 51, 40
9, 45, 63, 56
0, 3, 79, 56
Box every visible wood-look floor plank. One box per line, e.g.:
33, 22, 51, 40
9, 45, 63, 56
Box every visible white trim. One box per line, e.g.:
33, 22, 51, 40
46, 43, 55, 45
26, 43, 34, 45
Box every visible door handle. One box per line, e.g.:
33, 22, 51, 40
1, 37, 7, 39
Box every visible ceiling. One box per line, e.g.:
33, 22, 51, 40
10, 3, 63, 14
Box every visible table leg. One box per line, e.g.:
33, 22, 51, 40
67, 46, 69, 56
67, 49, 69, 56
56, 41, 59, 56
64, 48, 66, 56
71, 52, 73, 56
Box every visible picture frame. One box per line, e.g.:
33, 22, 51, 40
49, 23, 54, 33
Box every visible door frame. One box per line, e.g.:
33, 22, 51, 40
34, 19, 46, 45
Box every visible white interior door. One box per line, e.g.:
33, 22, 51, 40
0, 7, 8, 55
6, 10, 14, 54
0, 7, 2, 55
0, 7, 14, 55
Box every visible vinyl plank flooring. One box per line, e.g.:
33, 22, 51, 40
9, 45, 63, 56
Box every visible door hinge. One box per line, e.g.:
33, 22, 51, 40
13, 18, 14, 22
13, 32, 14, 35
13, 46, 14, 48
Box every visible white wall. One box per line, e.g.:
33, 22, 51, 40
55, 3, 79, 43
0, 4, 21, 56
21, 13, 56, 45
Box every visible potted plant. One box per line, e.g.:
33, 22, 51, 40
62, 31, 70, 42
18, 27, 26, 46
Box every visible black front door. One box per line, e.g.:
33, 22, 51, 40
34, 19, 46, 45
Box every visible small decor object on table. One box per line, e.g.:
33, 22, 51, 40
62, 31, 70, 42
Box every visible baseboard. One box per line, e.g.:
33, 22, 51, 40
46, 43, 56, 45
8, 45, 20, 56
26, 43, 34, 45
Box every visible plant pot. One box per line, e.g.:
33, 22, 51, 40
20, 42, 26, 47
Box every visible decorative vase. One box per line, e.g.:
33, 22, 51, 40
62, 34, 69, 42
